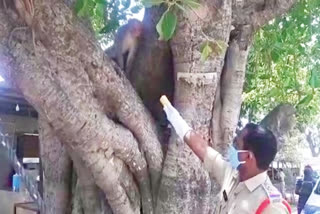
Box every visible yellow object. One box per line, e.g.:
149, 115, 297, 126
160, 95, 171, 107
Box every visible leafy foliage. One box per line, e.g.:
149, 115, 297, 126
73, 0, 204, 52
156, 10, 177, 41
142, 0, 200, 41
200, 40, 227, 61
200, 41, 213, 61
143, 0, 224, 59
74, 0, 143, 44
242, 0, 320, 126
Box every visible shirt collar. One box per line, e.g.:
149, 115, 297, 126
244, 171, 267, 192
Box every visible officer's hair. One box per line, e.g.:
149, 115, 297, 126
242, 123, 277, 170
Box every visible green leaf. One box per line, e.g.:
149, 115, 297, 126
87, 0, 97, 16
115, 0, 120, 8
142, 0, 163, 8
259, 74, 271, 79
99, 22, 116, 34
121, 0, 131, 9
95, 3, 105, 18
309, 70, 320, 88
156, 18, 164, 40
298, 94, 313, 106
74, 0, 87, 16
266, 88, 279, 97
214, 40, 228, 55
298, 44, 305, 54
199, 40, 227, 61
95, 0, 106, 4
130, 5, 142, 14
156, 11, 177, 41
175, 3, 187, 12
183, 0, 201, 9
273, 42, 283, 50
200, 42, 213, 61
270, 50, 280, 62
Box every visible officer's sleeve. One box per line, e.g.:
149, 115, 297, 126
261, 203, 290, 214
203, 147, 232, 186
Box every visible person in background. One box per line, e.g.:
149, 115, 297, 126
279, 168, 286, 198
295, 165, 316, 214
161, 96, 291, 214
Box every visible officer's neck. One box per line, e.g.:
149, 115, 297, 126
239, 166, 264, 182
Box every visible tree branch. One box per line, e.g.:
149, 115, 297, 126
68, 145, 124, 214
40, 0, 163, 198
232, 0, 297, 30
0, 3, 153, 213
212, 38, 250, 151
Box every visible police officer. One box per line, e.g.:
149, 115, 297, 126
161, 96, 291, 214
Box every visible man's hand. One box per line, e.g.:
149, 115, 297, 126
160, 96, 208, 161
161, 96, 192, 140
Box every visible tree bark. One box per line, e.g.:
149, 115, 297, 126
156, 0, 296, 213
0, 0, 297, 213
71, 173, 84, 214
69, 148, 116, 214
39, 116, 72, 214
1, 1, 154, 213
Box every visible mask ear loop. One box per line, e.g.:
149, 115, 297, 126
237, 150, 251, 164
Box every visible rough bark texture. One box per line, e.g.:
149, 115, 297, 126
130, 6, 175, 147
69, 148, 115, 214
40, 110, 114, 214
0, 0, 297, 213
39, 116, 72, 214
157, 1, 233, 212
156, 0, 296, 213
1, 1, 156, 213
71, 173, 84, 214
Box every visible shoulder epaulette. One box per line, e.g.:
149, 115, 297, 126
262, 178, 282, 203
256, 178, 291, 214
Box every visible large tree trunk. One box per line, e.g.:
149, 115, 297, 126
0, 0, 296, 213
156, 1, 296, 213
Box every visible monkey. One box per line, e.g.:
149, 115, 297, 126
106, 18, 175, 149
106, 19, 143, 76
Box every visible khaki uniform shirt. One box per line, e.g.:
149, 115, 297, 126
204, 148, 289, 214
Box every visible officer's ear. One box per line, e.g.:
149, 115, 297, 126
247, 151, 254, 160
241, 151, 252, 161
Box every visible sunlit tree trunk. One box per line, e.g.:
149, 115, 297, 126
0, 0, 296, 213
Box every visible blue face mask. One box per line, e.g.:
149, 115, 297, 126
227, 145, 249, 170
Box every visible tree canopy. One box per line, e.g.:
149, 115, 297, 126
242, 0, 320, 126
74, 0, 144, 45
